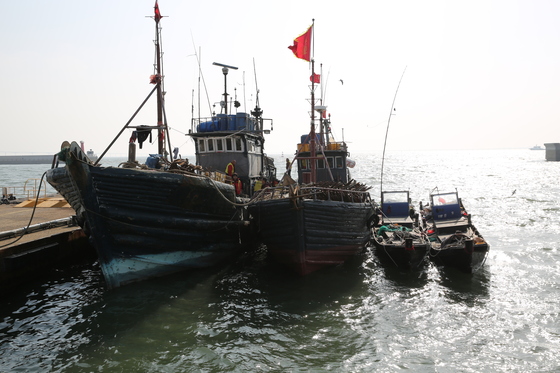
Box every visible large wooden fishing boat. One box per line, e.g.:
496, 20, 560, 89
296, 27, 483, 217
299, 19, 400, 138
248, 23, 374, 275
46, 3, 275, 289
422, 191, 489, 273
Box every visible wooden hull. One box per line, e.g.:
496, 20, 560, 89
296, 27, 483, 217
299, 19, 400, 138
47, 147, 251, 289
373, 240, 430, 271
249, 197, 372, 275
429, 242, 489, 273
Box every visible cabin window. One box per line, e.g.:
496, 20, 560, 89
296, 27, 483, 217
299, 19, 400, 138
235, 138, 243, 151
317, 158, 325, 169
216, 138, 224, 152
327, 157, 334, 168
208, 139, 214, 152
299, 159, 309, 170
198, 139, 206, 152
335, 156, 343, 168
226, 138, 233, 151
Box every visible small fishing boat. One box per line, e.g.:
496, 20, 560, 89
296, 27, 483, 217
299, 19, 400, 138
248, 22, 374, 275
371, 191, 430, 270
46, 3, 275, 289
422, 191, 489, 273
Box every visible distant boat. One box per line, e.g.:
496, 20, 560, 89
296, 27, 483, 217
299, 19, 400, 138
46, 4, 275, 289
530, 145, 544, 150
86, 149, 97, 161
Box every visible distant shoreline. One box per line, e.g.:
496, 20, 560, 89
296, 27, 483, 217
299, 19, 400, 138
0, 155, 62, 165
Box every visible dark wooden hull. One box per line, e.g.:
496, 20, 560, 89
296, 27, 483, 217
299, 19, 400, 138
249, 197, 372, 275
373, 240, 430, 271
429, 242, 489, 273
48, 149, 251, 289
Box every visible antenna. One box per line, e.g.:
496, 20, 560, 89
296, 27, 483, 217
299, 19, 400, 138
212, 62, 238, 70
213, 62, 238, 115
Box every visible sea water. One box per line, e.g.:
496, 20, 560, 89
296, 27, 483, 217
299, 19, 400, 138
1, 149, 559, 372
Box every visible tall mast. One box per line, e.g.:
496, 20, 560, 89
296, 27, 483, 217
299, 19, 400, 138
154, 2, 164, 156
309, 19, 316, 184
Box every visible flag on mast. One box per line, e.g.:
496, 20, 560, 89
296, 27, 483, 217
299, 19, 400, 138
310, 73, 320, 83
154, 1, 162, 22
288, 25, 312, 61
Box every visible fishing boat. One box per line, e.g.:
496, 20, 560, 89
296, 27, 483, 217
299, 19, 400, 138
422, 191, 489, 273
46, 3, 275, 289
371, 191, 430, 270
530, 144, 544, 150
248, 23, 374, 276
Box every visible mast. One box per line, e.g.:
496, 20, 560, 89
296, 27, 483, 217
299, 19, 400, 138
154, 2, 164, 156
309, 19, 317, 184
310, 59, 317, 183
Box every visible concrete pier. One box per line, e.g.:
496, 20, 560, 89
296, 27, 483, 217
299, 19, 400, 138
0, 202, 95, 293
544, 143, 560, 161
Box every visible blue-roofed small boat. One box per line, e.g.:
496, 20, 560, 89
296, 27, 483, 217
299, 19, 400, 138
422, 190, 489, 273
371, 191, 430, 271
46, 4, 275, 289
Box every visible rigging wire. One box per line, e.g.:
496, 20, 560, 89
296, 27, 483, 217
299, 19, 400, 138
380, 66, 407, 194
189, 33, 213, 118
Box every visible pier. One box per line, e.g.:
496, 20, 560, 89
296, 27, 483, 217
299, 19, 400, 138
0, 201, 95, 293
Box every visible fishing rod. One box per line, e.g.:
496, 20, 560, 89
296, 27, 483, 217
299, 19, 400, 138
379, 66, 407, 194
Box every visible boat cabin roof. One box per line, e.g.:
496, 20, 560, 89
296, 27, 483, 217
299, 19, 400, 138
380, 191, 412, 225
430, 192, 463, 221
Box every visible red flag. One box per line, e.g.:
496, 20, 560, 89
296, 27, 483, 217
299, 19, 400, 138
310, 73, 320, 84
154, 1, 162, 22
288, 25, 312, 61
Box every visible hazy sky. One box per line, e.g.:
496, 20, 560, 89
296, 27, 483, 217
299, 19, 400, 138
2, 0, 559, 157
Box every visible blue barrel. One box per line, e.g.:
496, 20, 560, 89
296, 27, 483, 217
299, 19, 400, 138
216, 114, 227, 130
198, 120, 216, 132
227, 115, 237, 130
236, 112, 249, 130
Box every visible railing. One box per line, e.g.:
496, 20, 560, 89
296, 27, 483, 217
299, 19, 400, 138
297, 142, 347, 152
252, 183, 372, 204
2, 179, 55, 201
191, 115, 273, 134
